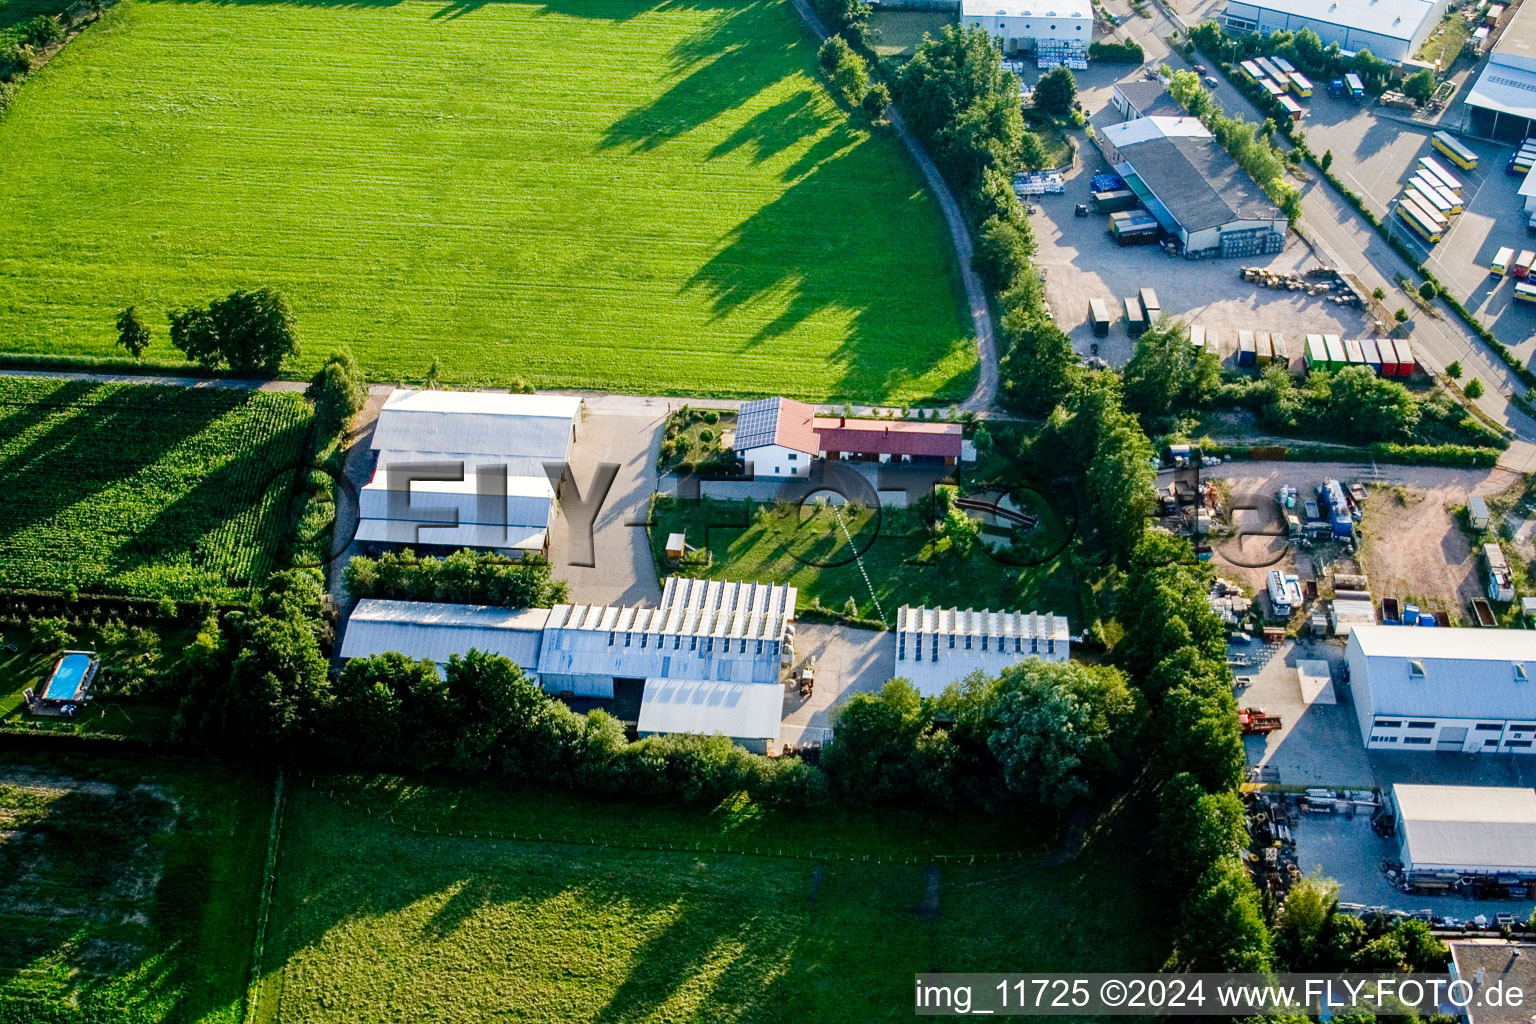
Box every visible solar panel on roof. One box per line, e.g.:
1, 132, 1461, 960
734, 398, 781, 451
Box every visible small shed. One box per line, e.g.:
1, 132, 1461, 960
1379, 338, 1401, 376
1360, 337, 1383, 374
665, 533, 688, 562
1468, 494, 1490, 530
1323, 334, 1346, 368
1255, 330, 1274, 365
1089, 298, 1112, 337
1124, 297, 1146, 336
1237, 330, 1256, 366
1139, 287, 1161, 321
1305, 334, 1327, 369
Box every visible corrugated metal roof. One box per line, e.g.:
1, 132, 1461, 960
637, 678, 784, 741
736, 398, 819, 455
1394, 784, 1536, 872
1352, 625, 1536, 719
359, 472, 554, 529
375, 450, 558, 483
894, 605, 1072, 696
354, 519, 548, 550
1230, 0, 1439, 42
339, 599, 549, 668
371, 389, 580, 462
959, 0, 1090, 17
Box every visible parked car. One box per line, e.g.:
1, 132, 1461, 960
1204, 75, 1220, 88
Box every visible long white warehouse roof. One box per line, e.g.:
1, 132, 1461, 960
637, 678, 783, 742
370, 389, 580, 461
1394, 784, 1536, 872
960, 0, 1090, 17
339, 599, 549, 669
1350, 625, 1536, 720
1227, 0, 1442, 42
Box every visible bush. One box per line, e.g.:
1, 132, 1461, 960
701, 409, 719, 425
1418, 280, 1437, 301
306, 348, 368, 435
1446, 360, 1462, 379
972, 216, 1035, 291
344, 549, 568, 608
23, 15, 64, 49
1033, 66, 1077, 116
1087, 38, 1143, 62
1465, 378, 1484, 399
1369, 442, 1500, 466
862, 79, 890, 120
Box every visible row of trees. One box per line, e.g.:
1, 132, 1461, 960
116, 287, 301, 374
1119, 531, 1271, 971
1164, 69, 1302, 221
824, 659, 1140, 809
817, 35, 889, 119
1252, 364, 1419, 442
344, 548, 569, 609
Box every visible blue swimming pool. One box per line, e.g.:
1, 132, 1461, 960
42, 653, 94, 701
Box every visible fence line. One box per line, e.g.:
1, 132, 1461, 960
305, 776, 1050, 867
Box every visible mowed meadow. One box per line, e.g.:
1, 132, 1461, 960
0, 0, 975, 400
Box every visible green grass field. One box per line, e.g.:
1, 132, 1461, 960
0, 752, 271, 1024
0, 377, 312, 599
0, 0, 975, 402
254, 777, 1169, 1023
649, 496, 1087, 625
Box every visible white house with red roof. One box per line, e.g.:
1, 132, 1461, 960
734, 397, 819, 479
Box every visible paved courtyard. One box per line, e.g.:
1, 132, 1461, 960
777, 623, 895, 747
548, 400, 667, 608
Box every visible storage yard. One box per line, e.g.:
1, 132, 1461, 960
1031, 152, 1370, 365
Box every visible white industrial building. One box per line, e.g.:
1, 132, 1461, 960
359, 389, 581, 554
733, 397, 819, 479
1219, 0, 1448, 64
1388, 784, 1536, 878
339, 577, 794, 750
1347, 625, 1536, 754
960, 0, 1093, 55
894, 605, 1071, 696
636, 678, 785, 754
339, 599, 548, 672
1098, 116, 1287, 259
1467, 0, 1536, 137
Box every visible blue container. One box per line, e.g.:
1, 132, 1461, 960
1419, 613, 1438, 627
1403, 604, 1420, 625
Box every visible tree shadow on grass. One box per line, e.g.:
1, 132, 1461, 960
708, 91, 833, 167
680, 142, 976, 399
600, 1, 805, 153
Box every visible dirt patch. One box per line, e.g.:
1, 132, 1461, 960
1357, 485, 1486, 623
1202, 462, 1520, 626
0, 766, 118, 798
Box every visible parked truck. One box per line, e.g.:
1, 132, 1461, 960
1344, 73, 1365, 104
1319, 479, 1354, 539
1240, 707, 1283, 734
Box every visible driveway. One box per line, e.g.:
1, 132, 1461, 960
778, 623, 895, 747
547, 400, 668, 607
